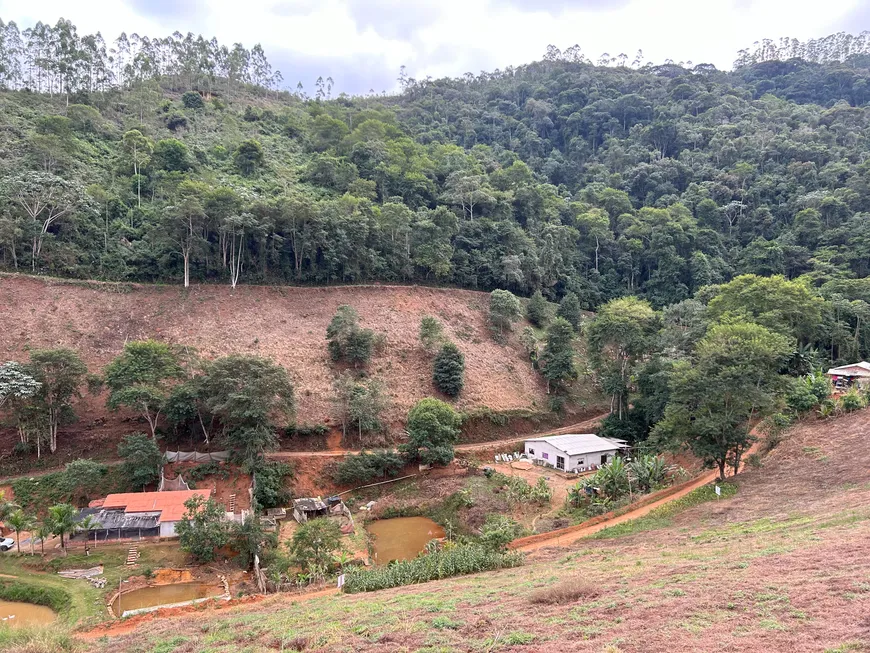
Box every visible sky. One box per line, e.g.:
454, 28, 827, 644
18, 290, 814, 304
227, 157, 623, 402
0, 0, 868, 95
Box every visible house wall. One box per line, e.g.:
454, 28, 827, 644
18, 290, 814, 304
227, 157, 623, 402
159, 521, 177, 538
524, 441, 618, 471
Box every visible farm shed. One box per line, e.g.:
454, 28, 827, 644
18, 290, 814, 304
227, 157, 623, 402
826, 362, 870, 390
523, 433, 629, 473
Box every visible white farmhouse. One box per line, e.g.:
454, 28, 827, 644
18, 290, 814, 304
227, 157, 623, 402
523, 433, 628, 472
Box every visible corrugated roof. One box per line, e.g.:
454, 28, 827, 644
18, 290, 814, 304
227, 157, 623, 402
827, 361, 870, 377
525, 433, 628, 456
102, 490, 212, 523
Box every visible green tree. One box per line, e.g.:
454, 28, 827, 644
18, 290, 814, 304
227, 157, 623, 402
433, 342, 465, 397
104, 340, 183, 439
489, 289, 522, 337
251, 461, 294, 510
479, 514, 521, 552
419, 315, 444, 353
176, 495, 229, 563
652, 322, 791, 480
6, 509, 34, 554
234, 139, 265, 176
288, 517, 343, 575
0, 361, 40, 409
181, 91, 205, 109
62, 459, 107, 505
326, 305, 376, 367
587, 297, 658, 420
332, 450, 406, 485
401, 397, 461, 466
331, 373, 389, 442
121, 129, 152, 207
26, 349, 88, 454
526, 290, 550, 327
197, 355, 294, 463
232, 514, 277, 567
539, 317, 576, 392
47, 503, 79, 553
118, 433, 163, 490
556, 292, 582, 331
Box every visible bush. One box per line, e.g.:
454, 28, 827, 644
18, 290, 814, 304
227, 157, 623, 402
489, 290, 521, 337
528, 579, 600, 605
839, 390, 866, 413
332, 450, 406, 485
433, 342, 465, 397
327, 305, 377, 367
479, 515, 522, 551
118, 433, 162, 490
342, 544, 523, 593
419, 316, 444, 353
526, 290, 550, 327
252, 461, 294, 510
181, 91, 205, 109
234, 139, 265, 176
556, 292, 582, 330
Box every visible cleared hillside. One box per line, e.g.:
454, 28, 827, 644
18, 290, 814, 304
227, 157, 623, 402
83, 410, 870, 652
0, 274, 554, 433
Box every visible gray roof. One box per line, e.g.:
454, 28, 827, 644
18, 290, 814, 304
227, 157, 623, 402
525, 433, 628, 457
293, 498, 327, 512
75, 508, 160, 531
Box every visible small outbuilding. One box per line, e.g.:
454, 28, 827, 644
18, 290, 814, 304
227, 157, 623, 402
523, 433, 628, 473
826, 362, 870, 390
292, 497, 329, 523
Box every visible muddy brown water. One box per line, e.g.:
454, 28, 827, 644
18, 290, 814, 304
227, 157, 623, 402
366, 517, 446, 565
112, 582, 223, 615
0, 600, 56, 626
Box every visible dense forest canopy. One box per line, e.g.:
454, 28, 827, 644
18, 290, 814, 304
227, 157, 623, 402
3, 20, 870, 357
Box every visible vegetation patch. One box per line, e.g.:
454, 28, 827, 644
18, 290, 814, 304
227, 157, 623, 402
342, 544, 523, 593
0, 580, 71, 614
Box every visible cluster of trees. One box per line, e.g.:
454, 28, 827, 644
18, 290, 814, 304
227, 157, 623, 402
585, 273, 870, 480
418, 315, 465, 397
0, 18, 282, 96
4, 28, 870, 327
0, 340, 294, 463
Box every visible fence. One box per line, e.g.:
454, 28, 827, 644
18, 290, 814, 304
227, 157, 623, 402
163, 450, 230, 463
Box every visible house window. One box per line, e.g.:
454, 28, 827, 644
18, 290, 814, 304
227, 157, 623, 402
529, 448, 535, 455
542, 452, 549, 460
556, 455, 565, 470
577, 459, 584, 465
601, 454, 609, 464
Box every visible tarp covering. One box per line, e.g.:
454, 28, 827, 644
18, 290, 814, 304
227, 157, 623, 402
159, 470, 190, 492
164, 450, 230, 463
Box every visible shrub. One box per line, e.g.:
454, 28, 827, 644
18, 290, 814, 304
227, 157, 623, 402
489, 290, 521, 337
327, 305, 376, 367
342, 544, 523, 593
419, 316, 444, 353
839, 390, 865, 413
526, 290, 550, 327
181, 91, 205, 109
433, 342, 465, 397
234, 139, 265, 176
332, 450, 406, 485
252, 460, 294, 510
556, 292, 582, 330
479, 515, 521, 551
529, 579, 600, 605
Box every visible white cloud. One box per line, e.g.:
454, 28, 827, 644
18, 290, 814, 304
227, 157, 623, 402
0, 0, 863, 93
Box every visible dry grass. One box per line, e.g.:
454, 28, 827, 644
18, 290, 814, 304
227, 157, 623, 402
528, 579, 601, 605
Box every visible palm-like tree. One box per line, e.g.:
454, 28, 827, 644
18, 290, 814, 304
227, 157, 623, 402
47, 503, 79, 554
34, 522, 53, 557
6, 509, 34, 554
79, 515, 101, 552
0, 491, 19, 523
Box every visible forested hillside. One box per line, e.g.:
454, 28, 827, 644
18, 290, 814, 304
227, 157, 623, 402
4, 21, 870, 342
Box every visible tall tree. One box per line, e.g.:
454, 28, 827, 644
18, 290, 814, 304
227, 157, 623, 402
652, 322, 791, 480
26, 349, 88, 454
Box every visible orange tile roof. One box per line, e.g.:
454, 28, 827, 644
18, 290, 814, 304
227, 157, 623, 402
102, 490, 212, 523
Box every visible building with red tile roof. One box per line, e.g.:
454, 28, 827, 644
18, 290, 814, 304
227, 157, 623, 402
98, 489, 212, 538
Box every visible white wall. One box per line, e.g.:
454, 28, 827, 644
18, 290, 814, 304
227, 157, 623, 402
159, 521, 177, 538
524, 441, 618, 472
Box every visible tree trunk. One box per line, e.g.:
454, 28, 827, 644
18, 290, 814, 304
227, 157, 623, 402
183, 252, 190, 288
717, 458, 726, 482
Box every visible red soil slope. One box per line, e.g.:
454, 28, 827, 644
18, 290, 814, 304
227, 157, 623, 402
0, 275, 549, 432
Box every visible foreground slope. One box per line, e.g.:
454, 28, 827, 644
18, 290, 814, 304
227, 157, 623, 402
84, 411, 870, 652
0, 275, 551, 431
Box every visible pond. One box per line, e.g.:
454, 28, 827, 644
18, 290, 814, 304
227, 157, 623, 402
366, 517, 446, 565
0, 600, 56, 626
112, 582, 224, 616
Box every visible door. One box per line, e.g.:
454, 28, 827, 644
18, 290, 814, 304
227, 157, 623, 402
556, 455, 565, 470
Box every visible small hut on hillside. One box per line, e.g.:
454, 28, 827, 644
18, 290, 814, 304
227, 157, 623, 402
826, 362, 870, 391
